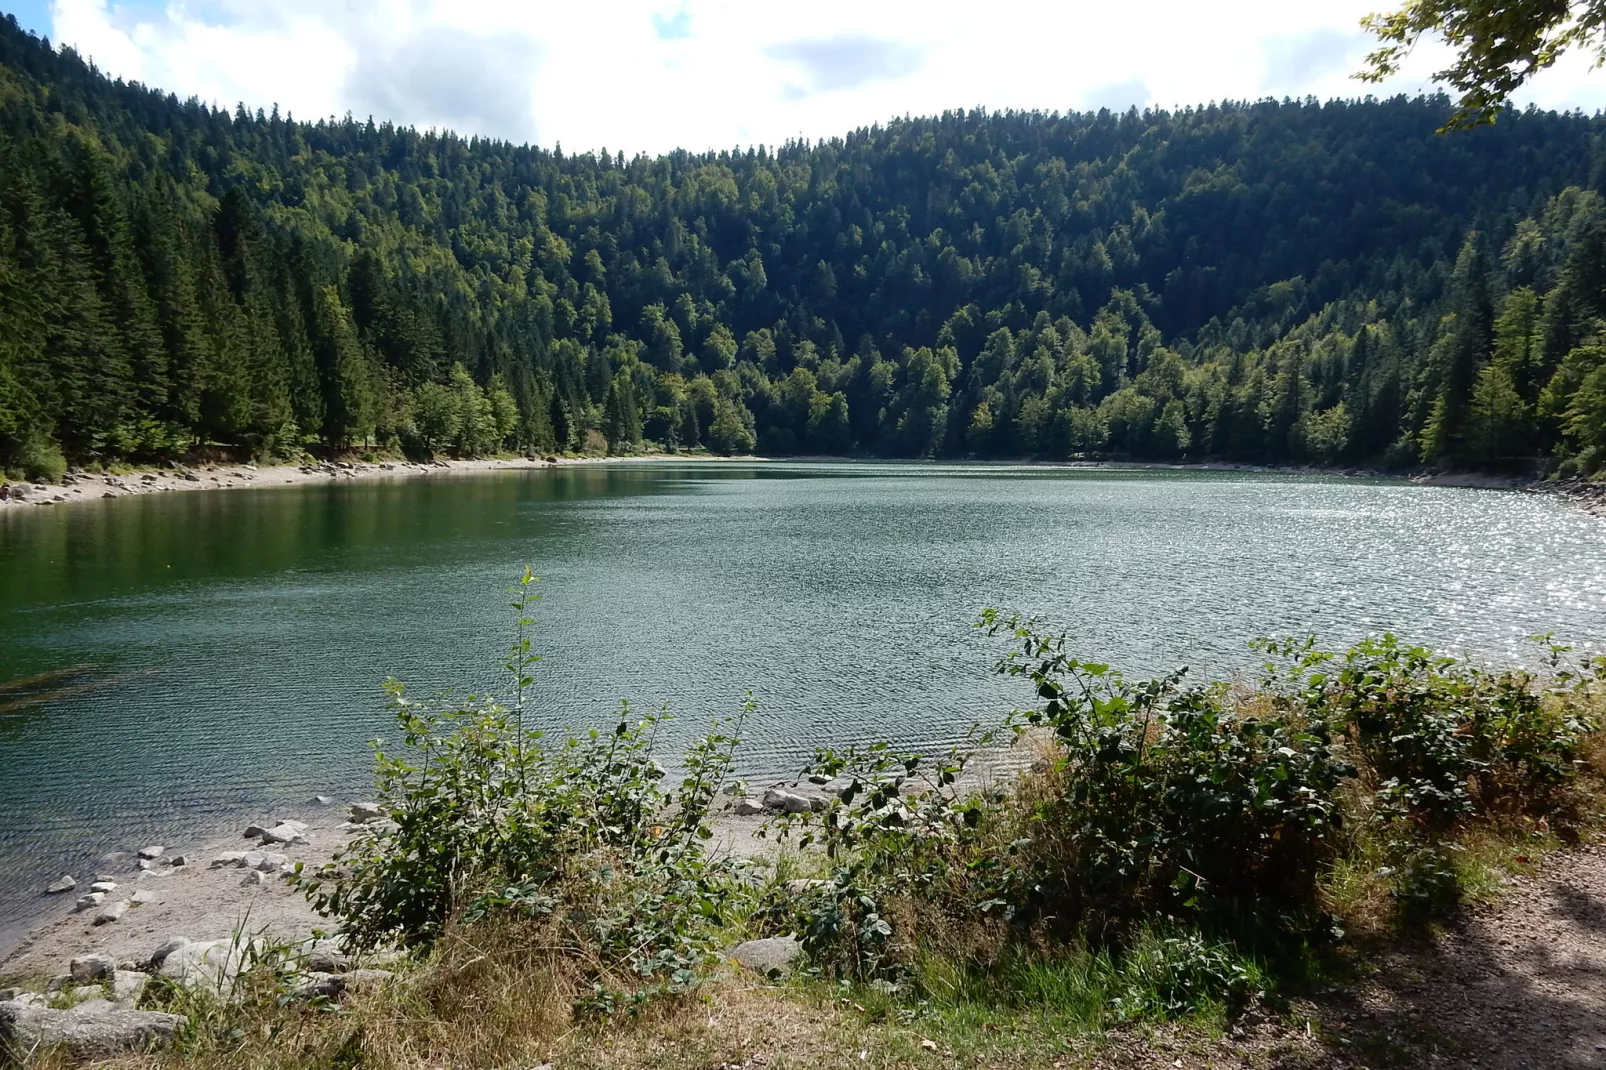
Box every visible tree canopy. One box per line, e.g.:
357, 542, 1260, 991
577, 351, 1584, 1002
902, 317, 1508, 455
1362, 0, 1606, 129
2, 14, 1606, 479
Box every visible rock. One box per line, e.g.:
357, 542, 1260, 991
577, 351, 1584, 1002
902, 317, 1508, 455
110, 971, 147, 1005
260, 824, 308, 846
136, 859, 153, 871
241, 851, 266, 869
6, 993, 47, 1009
255, 852, 288, 871
0, 990, 14, 1002
312, 795, 333, 805
128, 889, 156, 905
348, 802, 384, 823
69, 953, 116, 983
0, 998, 187, 1058
89, 881, 117, 894
73, 892, 105, 912
761, 788, 813, 814
343, 969, 393, 991
290, 966, 392, 1002
94, 874, 116, 883
292, 971, 344, 1000
45, 975, 72, 993
69, 986, 103, 1002
157, 938, 257, 989
182, 471, 200, 482
93, 901, 128, 925
243, 824, 268, 839
241, 870, 268, 887
302, 940, 348, 974
146, 937, 190, 970
785, 878, 829, 895
168, 854, 188, 867
210, 851, 246, 868
136, 845, 164, 860
44, 875, 76, 894
731, 797, 765, 816
728, 936, 802, 979
273, 818, 309, 831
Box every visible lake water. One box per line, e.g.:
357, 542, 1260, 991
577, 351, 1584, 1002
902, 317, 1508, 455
2, 462, 1604, 953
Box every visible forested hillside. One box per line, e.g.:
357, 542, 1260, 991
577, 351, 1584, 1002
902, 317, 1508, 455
2, 14, 1605, 479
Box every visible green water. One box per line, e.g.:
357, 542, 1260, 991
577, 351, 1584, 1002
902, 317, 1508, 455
2, 463, 1604, 951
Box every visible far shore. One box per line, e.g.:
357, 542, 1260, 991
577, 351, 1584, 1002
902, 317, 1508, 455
1, 452, 1601, 520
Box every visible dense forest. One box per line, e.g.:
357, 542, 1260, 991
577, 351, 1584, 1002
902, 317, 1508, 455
2, 14, 1605, 480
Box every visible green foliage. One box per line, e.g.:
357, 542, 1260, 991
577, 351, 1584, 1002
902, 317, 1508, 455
985, 614, 1351, 940
761, 616, 1601, 1019
298, 572, 754, 1009
3, 17, 1606, 473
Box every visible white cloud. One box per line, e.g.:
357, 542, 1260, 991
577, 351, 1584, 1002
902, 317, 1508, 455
45, 0, 1606, 153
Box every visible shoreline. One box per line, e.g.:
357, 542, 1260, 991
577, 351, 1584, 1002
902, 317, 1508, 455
3, 453, 1602, 519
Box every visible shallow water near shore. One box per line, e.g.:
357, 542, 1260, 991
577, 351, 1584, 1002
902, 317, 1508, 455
3, 461, 1605, 955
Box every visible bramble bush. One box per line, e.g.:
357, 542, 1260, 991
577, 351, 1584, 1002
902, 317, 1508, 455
762, 613, 1603, 1015
298, 570, 754, 1011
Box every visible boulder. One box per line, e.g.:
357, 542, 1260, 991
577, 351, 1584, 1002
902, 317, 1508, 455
761, 788, 813, 814
89, 881, 117, 894
69, 953, 116, 983
44, 875, 76, 894
348, 802, 384, 824
731, 797, 765, 816
301, 940, 347, 974
136, 845, 164, 860
728, 936, 802, 979
242, 825, 268, 840
146, 937, 190, 971
260, 824, 308, 846
110, 971, 147, 1005
0, 998, 187, 1059
255, 852, 288, 871
241, 851, 266, 869
93, 901, 128, 925
72, 892, 105, 913
156, 938, 257, 990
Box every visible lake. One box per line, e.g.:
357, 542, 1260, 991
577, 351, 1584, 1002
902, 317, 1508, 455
2, 462, 1604, 953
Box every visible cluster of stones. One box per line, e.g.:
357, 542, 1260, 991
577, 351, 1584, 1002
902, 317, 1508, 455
728, 786, 830, 816
42, 845, 186, 927
0, 933, 398, 1062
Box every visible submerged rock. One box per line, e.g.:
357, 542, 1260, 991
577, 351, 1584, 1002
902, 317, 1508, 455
44, 875, 77, 894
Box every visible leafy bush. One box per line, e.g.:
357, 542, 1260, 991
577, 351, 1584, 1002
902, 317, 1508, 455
984, 612, 1351, 941
299, 571, 753, 1009
766, 615, 1602, 1019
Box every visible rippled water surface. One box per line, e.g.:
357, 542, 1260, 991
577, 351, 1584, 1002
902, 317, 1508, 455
2, 463, 1604, 951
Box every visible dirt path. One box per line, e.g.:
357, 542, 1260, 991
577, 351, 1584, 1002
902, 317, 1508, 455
1319, 843, 1606, 1069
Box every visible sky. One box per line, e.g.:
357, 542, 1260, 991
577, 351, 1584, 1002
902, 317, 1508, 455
8, 0, 1606, 156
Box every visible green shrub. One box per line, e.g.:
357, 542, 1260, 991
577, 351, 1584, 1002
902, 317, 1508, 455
298, 571, 753, 1010
985, 613, 1350, 941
